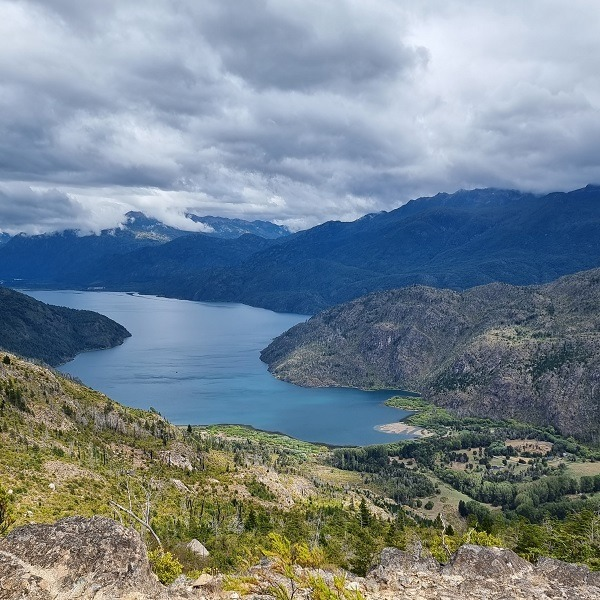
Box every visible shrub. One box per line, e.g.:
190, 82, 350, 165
148, 549, 183, 585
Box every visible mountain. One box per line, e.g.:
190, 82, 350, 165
187, 214, 290, 239
261, 268, 600, 442
0, 229, 166, 287
119, 211, 194, 242
82, 233, 281, 296
0, 212, 289, 288
0, 286, 130, 365
183, 185, 600, 313
124, 211, 290, 240
1, 186, 599, 312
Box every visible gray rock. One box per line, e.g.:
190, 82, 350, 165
0, 516, 167, 599
535, 556, 592, 586
186, 539, 210, 557
367, 546, 439, 589
443, 544, 533, 579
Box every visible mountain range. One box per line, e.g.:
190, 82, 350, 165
261, 268, 600, 443
1, 186, 599, 313
0, 212, 289, 288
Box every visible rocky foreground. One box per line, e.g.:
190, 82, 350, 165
0, 517, 599, 600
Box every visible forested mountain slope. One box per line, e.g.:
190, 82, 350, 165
261, 268, 600, 442
0, 213, 288, 288
0, 286, 130, 365
187, 185, 600, 312
1, 186, 599, 313
83, 233, 281, 295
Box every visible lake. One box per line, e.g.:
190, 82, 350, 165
26, 290, 412, 446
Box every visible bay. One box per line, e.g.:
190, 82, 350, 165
26, 290, 413, 446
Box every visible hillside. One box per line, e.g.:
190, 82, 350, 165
84, 233, 281, 295
1, 353, 600, 587
261, 268, 600, 442
0, 287, 130, 365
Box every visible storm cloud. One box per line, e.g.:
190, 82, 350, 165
0, 0, 599, 233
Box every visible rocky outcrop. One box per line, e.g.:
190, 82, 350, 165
1, 518, 599, 600
365, 545, 600, 600
261, 268, 600, 442
0, 516, 167, 600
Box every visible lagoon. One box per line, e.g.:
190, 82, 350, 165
26, 290, 411, 446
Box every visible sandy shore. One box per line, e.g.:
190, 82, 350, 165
375, 422, 433, 437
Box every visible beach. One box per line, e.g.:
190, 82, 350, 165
375, 422, 433, 438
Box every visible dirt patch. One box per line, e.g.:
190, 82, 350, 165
506, 439, 553, 455
44, 460, 103, 482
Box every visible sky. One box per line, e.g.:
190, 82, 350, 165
0, 0, 599, 234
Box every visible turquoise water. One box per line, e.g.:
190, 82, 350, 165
26, 290, 412, 446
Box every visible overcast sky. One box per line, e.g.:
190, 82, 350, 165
1, 0, 599, 234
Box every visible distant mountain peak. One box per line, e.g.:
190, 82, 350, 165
185, 213, 290, 239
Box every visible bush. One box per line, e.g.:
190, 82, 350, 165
148, 549, 183, 585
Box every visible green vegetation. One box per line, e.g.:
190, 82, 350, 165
1, 353, 600, 580
0, 484, 13, 535
262, 267, 600, 443
148, 549, 183, 585
0, 286, 130, 366
385, 396, 455, 430
331, 405, 600, 569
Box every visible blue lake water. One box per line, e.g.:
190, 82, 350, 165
26, 290, 412, 446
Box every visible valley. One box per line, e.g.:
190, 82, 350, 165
24, 290, 408, 446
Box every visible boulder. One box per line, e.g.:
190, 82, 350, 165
186, 539, 209, 557
0, 516, 167, 599
442, 544, 533, 579
535, 556, 594, 586
367, 546, 439, 589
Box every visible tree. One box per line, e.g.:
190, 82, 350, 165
358, 498, 371, 528
0, 485, 14, 535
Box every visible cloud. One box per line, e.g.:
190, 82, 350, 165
0, 183, 115, 234
0, 0, 599, 233
194, 0, 426, 92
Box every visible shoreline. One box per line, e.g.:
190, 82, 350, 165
375, 421, 433, 437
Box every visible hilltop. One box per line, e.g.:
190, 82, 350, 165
261, 268, 600, 443
0, 286, 130, 366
